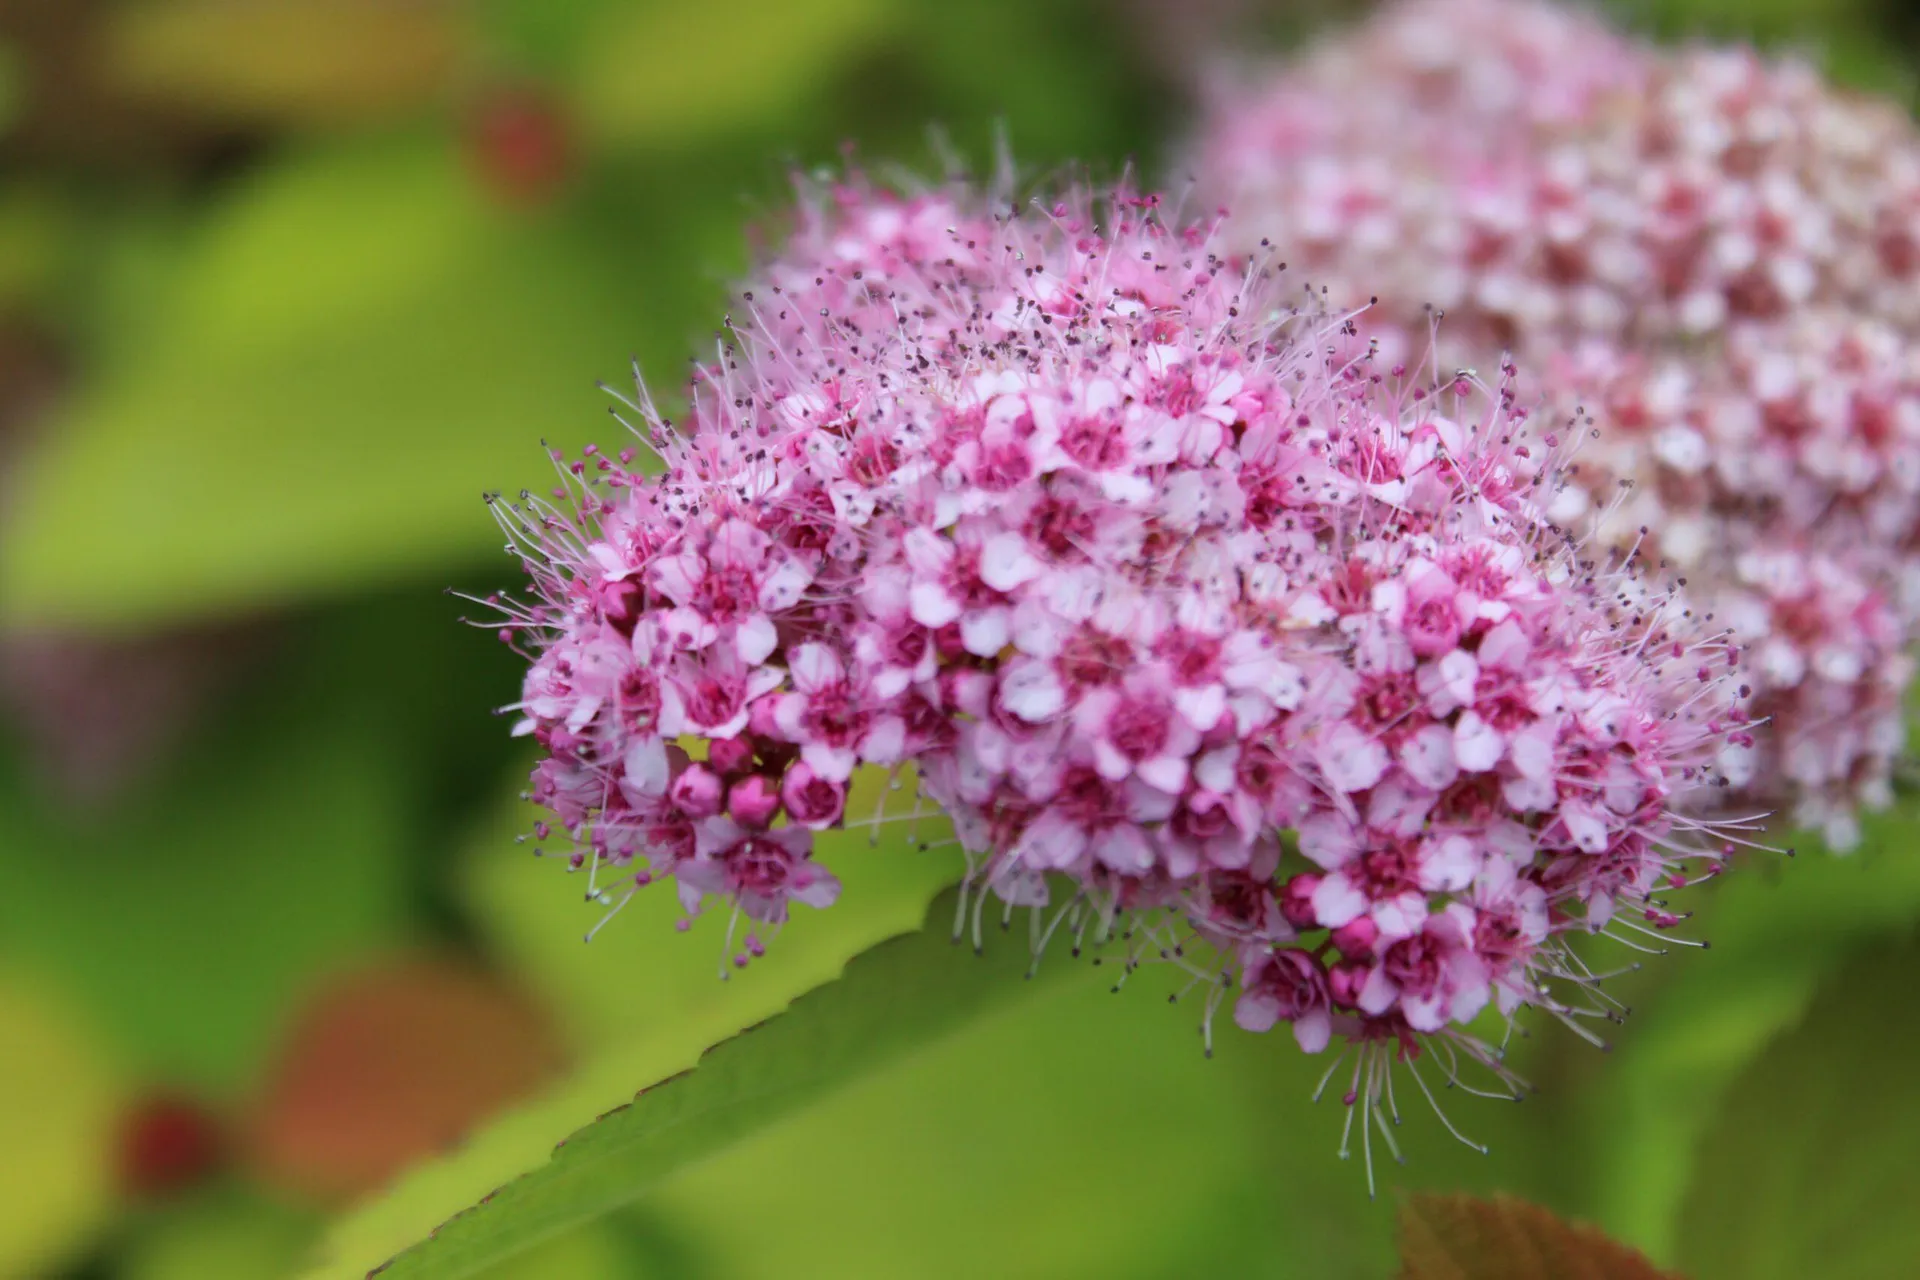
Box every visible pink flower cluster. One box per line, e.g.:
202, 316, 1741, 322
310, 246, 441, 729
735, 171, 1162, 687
1193, 0, 1920, 846
484, 180, 1755, 1106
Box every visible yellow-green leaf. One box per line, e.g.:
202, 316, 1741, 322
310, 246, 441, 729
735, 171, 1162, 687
0, 135, 739, 629
0, 968, 127, 1279
569, 0, 901, 149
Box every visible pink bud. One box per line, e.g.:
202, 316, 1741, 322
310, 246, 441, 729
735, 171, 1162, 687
748, 697, 783, 741
669, 764, 724, 818
707, 737, 755, 777
1329, 915, 1379, 962
1328, 961, 1369, 1010
780, 762, 846, 829
728, 774, 782, 828
1278, 873, 1322, 930
598, 578, 644, 633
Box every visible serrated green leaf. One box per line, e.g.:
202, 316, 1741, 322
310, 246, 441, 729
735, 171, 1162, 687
299, 888, 1059, 1280
1399, 1192, 1674, 1280
0, 136, 741, 630
642, 958, 1342, 1280
1677, 934, 1920, 1279
1581, 803, 1920, 1263
532, 907, 1583, 1280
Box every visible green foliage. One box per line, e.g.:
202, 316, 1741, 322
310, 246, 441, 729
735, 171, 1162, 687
1581, 802, 1920, 1262
1398, 1193, 1674, 1280
568, 0, 903, 150
0, 135, 740, 630
0, 969, 125, 1279
0, 673, 413, 1093
1677, 935, 1920, 1280
121, 1193, 318, 1280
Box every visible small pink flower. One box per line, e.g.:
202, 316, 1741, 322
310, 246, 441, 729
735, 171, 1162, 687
681, 821, 839, 923
780, 762, 847, 829
1234, 946, 1334, 1052
771, 643, 905, 782
1356, 904, 1491, 1033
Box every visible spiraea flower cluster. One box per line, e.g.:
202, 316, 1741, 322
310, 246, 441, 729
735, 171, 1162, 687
479, 180, 1759, 1160
1193, 0, 1920, 846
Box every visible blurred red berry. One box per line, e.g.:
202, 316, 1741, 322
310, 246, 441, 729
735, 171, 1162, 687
118, 1092, 224, 1199
466, 84, 571, 208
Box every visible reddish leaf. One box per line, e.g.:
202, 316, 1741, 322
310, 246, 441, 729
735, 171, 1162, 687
1398, 1193, 1680, 1280
246, 956, 564, 1204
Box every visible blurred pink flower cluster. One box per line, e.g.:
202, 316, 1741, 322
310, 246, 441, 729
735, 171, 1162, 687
486, 181, 1755, 1094
1194, 0, 1920, 846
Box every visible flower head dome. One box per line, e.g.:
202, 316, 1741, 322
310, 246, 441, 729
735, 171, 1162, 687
480, 178, 1758, 1169
1192, 0, 1920, 846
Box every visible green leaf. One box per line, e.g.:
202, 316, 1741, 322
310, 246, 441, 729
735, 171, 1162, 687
1580, 803, 1920, 1262
1398, 1193, 1675, 1280
1676, 934, 1920, 1280
122, 1192, 319, 1280
519, 911, 1583, 1280
0, 135, 741, 630
1607, 0, 1873, 42
567, 0, 902, 150
299, 888, 1058, 1280
0, 967, 128, 1279
641, 958, 1363, 1280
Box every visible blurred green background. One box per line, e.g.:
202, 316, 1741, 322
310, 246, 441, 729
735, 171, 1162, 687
1, 2, 1919, 1277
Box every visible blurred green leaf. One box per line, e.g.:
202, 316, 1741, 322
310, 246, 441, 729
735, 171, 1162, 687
568, 0, 901, 150
0, 968, 127, 1279
302, 887, 1060, 1280
0, 185, 65, 309
0, 135, 741, 629
461, 765, 956, 1052
873, 0, 1164, 169
118, 1191, 640, 1280
1677, 934, 1920, 1279
102, 0, 466, 128
1607, 0, 1873, 41
0, 702, 412, 1093
123, 1191, 318, 1280
1581, 807, 1920, 1262
1398, 1193, 1674, 1280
